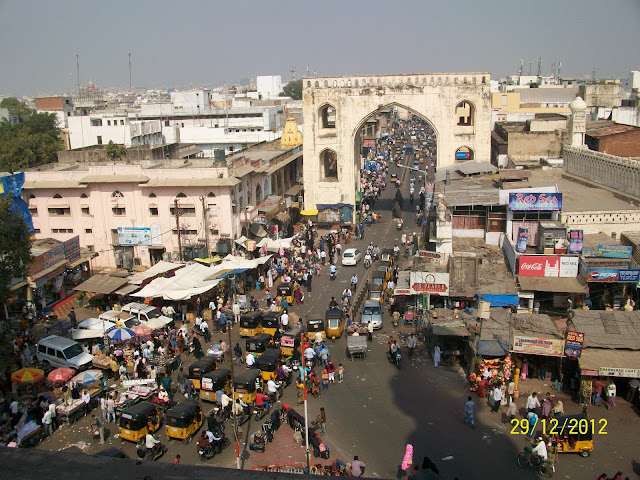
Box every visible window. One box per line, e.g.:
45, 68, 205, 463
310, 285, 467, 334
512, 212, 553, 221
320, 149, 339, 180
84, 228, 92, 234
207, 192, 216, 198
208, 204, 218, 216
176, 192, 187, 198
111, 190, 124, 198
48, 207, 70, 216
87, 245, 94, 252
120, 119, 124, 125
52, 228, 74, 233
33, 228, 41, 234
107, 120, 111, 126
501, 95, 508, 106
90, 119, 102, 126
112, 207, 126, 216
28, 206, 37, 216
97, 136, 103, 145
165, 120, 170, 126
81, 207, 90, 215
319, 105, 336, 129
210, 229, 219, 236
172, 229, 198, 235
53, 193, 62, 199
149, 207, 159, 216
149, 192, 157, 198
455, 101, 475, 126
169, 206, 195, 216
80, 193, 88, 199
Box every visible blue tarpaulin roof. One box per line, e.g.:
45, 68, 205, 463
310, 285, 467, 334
477, 339, 508, 357
477, 294, 519, 308
211, 268, 250, 280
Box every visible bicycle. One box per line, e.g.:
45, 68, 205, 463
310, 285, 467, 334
517, 447, 554, 477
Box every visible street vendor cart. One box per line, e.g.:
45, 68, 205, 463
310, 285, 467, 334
56, 399, 87, 425
346, 334, 367, 360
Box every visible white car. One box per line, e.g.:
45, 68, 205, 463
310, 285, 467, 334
341, 248, 362, 266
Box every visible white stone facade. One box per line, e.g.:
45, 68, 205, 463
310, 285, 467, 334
302, 73, 491, 212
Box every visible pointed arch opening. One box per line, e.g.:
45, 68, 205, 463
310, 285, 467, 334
320, 149, 339, 181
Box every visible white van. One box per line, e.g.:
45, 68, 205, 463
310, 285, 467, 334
121, 302, 173, 329
98, 310, 139, 329
37, 335, 94, 370
71, 317, 117, 340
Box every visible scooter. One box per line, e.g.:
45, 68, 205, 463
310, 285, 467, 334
136, 439, 168, 461
364, 258, 371, 269
329, 270, 337, 281
387, 349, 401, 368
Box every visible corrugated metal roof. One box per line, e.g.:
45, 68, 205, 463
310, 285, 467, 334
579, 348, 640, 371
516, 86, 579, 104
232, 164, 255, 178
586, 124, 639, 138
455, 161, 497, 176
569, 310, 640, 349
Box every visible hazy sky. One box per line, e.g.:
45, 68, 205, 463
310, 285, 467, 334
1, 0, 639, 97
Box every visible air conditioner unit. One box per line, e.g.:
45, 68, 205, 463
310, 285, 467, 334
133, 257, 141, 266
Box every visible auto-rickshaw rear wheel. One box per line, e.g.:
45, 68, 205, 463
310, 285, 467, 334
580, 450, 590, 457
184, 433, 192, 444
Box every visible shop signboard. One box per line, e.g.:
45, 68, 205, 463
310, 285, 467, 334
455, 150, 470, 160
43, 244, 65, 270
512, 335, 565, 357
581, 369, 599, 377
587, 268, 640, 282
256, 213, 267, 225
598, 367, 640, 378
564, 331, 584, 357
117, 227, 152, 246
508, 192, 562, 211
568, 230, 583, 254
518, 255, 560, 277
409, 272, 449, 296
597, 244, 632, 259
63, 235, 81, 262
516, 228, 528, 253
559, 256, 579, 278
418, 251, 441, 259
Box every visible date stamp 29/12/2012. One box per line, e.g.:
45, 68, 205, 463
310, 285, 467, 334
510, 417, 607, 436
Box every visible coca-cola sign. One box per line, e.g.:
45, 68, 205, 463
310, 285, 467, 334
518, 255, 560, 277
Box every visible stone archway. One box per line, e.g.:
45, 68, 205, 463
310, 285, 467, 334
255, 183, 263, 204
302, 72, 491, 210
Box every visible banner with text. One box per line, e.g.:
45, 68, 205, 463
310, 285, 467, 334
512, 335, 565, 357
508, 192, 562, 211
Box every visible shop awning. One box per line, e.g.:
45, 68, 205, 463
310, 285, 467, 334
114, 284, 140, 296
69, 251, 99, 269
517, 276, 587, 294
477, 339, 509, 357
234, 236, 248, 246
74, 274, 130, 295
300, 209, 318, 216
284, 184, 303, 197
128, 260, 184, 285
249, 223, 268, 238
274, 212, 289, 222
477, 294, 519, 307
194, 257, 221, 264
28, 260, 69, 287
131, 263, 222, 301
579, 348, 640, 376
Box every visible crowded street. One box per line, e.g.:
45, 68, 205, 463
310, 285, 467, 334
0, 112, 634, 480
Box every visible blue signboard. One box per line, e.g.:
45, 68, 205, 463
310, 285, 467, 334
508, 192, 562, 211
597, 244, 632, 259
588, 268, 640, 283
619, 270, 640, 282
455, 151, 470, 160
568, 230, 583, 254
517, 228, 528, 253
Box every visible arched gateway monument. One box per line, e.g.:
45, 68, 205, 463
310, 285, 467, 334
302, 73, 491, 219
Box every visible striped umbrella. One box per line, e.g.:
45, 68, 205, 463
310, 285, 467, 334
132, 324, 153, 337
47, 367, 76, 383
11, 368, 45, 383
106, 326, 135, 341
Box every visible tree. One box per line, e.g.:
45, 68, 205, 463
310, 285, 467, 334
0, 97, 33, 121
105, 140, 127, 160
281, 80, 303, 100
0, 195, 32, 303
0, 109, 62, 172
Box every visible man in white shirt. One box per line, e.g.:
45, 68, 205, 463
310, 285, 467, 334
491, 384, 503, 413
281, 310, 289, 330
266, 379, 278, 398
531, 437, 548, 465
232, 302, 241, 324
527, 392, 541, 413
245, 352, 256, 367
304, 346, 315, 365
313, 331, 324, 345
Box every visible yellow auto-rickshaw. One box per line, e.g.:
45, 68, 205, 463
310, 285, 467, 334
277, 282, 294, 305
239, 311, 263, 337
199, 368, 232, 403
262, 312, 281, 336
306, 316, 326, 342
368, 285, 385, 305
371, 271, 388, 291
381, 248, 394, 266
255, 348, 282, 382
119, 401, 161, 443
379, 260, 392, 281
246, 332, 274, 357
233, 368, 262, 405
280, 327, 303, 358
165, 399, 203, 443
189, 357, 217, 390
554, 414, 594, 457
325, 309, 345, 340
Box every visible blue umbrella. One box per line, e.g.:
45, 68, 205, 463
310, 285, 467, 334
106, 327, 135, 342
71, 369, 103, 386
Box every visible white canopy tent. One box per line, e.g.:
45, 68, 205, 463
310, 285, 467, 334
256, 237, 295, 252
131, 263, 222, 301
128, 261, 184, 285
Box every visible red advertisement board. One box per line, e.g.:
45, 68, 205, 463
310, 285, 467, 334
518, 255, 560, 277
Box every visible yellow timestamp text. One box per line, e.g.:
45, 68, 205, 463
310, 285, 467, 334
510, 418, 607, 435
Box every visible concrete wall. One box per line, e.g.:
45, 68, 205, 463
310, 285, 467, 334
507, 130, 567, 159
302, 73, 491, 210
564, 145, 640, 198
579, 84, 622, 108
612, 107, 640, 127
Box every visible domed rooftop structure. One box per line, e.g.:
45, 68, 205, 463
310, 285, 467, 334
569, 96, 587, 111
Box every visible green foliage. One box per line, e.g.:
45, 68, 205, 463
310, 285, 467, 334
281, 79, 303, 100
0, 195, 32, 303
0, 100, 63, 172
105, 140, 127, 160
0, 97, 33, 121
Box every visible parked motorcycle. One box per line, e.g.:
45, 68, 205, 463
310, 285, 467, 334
136, 440, 168, 461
